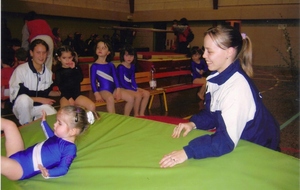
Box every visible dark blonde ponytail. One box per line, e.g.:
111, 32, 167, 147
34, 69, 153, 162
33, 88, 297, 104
238, 35, 253, 77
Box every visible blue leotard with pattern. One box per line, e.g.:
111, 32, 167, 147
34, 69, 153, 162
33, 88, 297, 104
117, 64, 137, 91
9, 121, 77, 180
90, 62, 120, 93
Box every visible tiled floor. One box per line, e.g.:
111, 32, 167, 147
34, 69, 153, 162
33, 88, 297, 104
2, 66, 299, 158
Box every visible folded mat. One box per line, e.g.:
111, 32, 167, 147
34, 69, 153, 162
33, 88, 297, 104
2, 112, 299, 190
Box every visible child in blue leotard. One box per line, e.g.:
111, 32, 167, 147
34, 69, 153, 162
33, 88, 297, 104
117, 45, 150, 116
1, 105, 98, 180
190, 46, 209, 100
90, 39, 134, 115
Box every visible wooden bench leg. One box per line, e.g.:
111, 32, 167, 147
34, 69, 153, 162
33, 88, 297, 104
148, 92, 168, 112
162, 92, 168, 112
148, 95, 155, 110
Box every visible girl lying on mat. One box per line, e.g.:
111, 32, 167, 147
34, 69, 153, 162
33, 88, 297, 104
1, 106, 98, 180
160, 25, 280, 168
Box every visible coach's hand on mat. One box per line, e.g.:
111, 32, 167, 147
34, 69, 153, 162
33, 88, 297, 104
172, 122, 196, 138
159, 150, 188, 168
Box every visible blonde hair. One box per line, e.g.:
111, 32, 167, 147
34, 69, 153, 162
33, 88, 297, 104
59, 106, 99, 135
204, 25, 253, 77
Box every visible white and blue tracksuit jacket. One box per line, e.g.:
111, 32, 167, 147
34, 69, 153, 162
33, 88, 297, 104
184, 60, 280, 159
9, 60, 53, 106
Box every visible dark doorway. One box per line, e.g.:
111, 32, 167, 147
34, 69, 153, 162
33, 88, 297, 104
119, 22, 137, 46
153, 22, 167, 52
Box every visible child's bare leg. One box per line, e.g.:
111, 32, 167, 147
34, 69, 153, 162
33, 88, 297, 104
1, 118, 24, 157
198, 83, 206, 100
125, 90, 141, 116
1, 118, 24, 180
100, 91, 115, 113
120, 89, 134, 116
193, 78, 206, 100
75, 95, 96, 112
134, 93, 142, 116
60, 97, 72, 108
1, 156, 23, 180
138, 88, 150, 116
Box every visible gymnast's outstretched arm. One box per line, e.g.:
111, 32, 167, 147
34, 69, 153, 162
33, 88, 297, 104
40, 110, 54, 138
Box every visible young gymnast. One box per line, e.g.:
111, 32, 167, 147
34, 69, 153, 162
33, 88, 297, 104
190, 46, 209, 100
54, 45, 96, 112
1, 105, 98, 180
117, 45, 150, 116
90, 39, 134, 115
160, 25, 280, 168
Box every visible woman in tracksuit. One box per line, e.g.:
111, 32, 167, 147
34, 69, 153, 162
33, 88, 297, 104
160, 25, 280, 168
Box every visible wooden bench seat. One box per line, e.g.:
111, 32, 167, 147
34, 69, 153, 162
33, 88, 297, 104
155, 70, 191, 78
80, 72, 168, 111
163, 83, 202, 93
80, 70, 202, 112
155, 70, 203, 93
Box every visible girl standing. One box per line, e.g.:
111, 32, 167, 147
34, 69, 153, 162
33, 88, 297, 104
1, 105, 98, 180
117, 45, 150, 116
90, 39, 134, 115
160, 25, 280, 168
54, 45, 96, 112
190, 46, 209, 100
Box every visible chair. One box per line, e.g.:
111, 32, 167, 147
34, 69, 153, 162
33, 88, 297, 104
135, 72, 168, 111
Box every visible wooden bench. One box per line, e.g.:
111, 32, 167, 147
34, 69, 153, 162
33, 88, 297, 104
155, 70, 203, 93
80, 70, 202, 111
143, 70, 203, 111
80, 72, 168, 111
136, 58, 190, 73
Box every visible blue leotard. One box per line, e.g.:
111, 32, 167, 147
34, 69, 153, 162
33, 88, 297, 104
191, 59, 208, 80
9, 121, 77, 180
90, 62, 120, 93
117, 64, 137, 91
